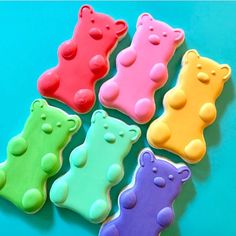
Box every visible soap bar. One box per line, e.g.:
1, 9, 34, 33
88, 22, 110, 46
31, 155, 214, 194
50, 110, 141, 223
38, 5, 128, 113
99, 13, 184, 123
147, 50, 231, 163
0, 99, 81, 213
100, 149, 191, 236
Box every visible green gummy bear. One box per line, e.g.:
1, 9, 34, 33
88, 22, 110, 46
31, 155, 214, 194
0, 99, 81, 213
50, 110, 141, 223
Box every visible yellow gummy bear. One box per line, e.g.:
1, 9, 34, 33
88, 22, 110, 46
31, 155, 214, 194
147, 49, 231, 164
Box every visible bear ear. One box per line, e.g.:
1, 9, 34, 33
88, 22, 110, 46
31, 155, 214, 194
79, 5, 94, 18
128, 125, 141, 143
67, 115, 81, 133
91, 110, 108, 123
173, 28, 184, 44
31, 99, 47, 112
114, 20, 128, 37
183, 49, 200, 64
137, 13, 153, 27
220, 64, 231, 81
139, 149, 155, 167
178, 165, 191, 183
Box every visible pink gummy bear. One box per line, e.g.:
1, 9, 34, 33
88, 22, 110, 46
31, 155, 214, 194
37, 5, 127, 113
99, 13, 184, 123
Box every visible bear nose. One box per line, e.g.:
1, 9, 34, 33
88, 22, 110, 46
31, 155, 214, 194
148, 34, 160, 45
197, 72, 210, 83
154, 177, 166, 188
42, 123, 53, 134
104, 132, 116, 143
89, 27, 103, 40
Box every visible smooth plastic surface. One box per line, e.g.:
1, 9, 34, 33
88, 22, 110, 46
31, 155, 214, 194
100, 149, 191, 236
99, 13, 184, 123
50, 110, 141, 223
147, 50, 231, 163
0, 99, 81, 213
38, 5, 128, 114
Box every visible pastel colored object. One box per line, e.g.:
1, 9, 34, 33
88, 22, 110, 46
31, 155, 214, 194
99, 13, 184, 124
147, 50, 231, 163
0, 99, 81, 213
100, 149, 191, 236
50, 110, 141, 223
38, 5, 128, 114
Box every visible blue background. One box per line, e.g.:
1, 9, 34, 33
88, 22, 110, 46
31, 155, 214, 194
0, 1, 235, 235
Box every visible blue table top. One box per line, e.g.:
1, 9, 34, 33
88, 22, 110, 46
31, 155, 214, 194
0, 1, 235, 235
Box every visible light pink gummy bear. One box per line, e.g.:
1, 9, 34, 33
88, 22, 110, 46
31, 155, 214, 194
99, 13, 185, 124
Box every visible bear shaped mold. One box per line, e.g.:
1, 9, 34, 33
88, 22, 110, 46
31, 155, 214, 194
50, 110, 141, 223
147, 50, 231, 163
100, 149, 191, 236
0, 99, 81, 213
38, 5, 128, 114
99, 13, 184, 124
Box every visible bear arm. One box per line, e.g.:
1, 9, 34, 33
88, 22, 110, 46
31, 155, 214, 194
120, 189, 137, 209
118, 47, 137, 67
59, 40, 78, 60
69, 146, 87, 168
8, 136, 28, 156
157, 207, 174, 228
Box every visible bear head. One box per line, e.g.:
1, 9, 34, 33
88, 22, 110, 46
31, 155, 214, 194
77, 5, 128, 51
134, 13, 184, 62
136, 149, 191, 202
30, 99, 81, 148
182, 50, 231, 96
89, 110, 141, 155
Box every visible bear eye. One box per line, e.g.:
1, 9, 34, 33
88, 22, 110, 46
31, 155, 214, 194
162, 32, 167, 37
104, 124, 108, 129
211, 70, 216, 75
41, 114, 46, 120
168, 174, 174, 181
152, 167, 157, 173
106, 25, 110, 30
56, 122, 62, 128
91, 18, 95, 23
196, 64, 202, 69
119, 131, 124, 137
149, 26, 154, 31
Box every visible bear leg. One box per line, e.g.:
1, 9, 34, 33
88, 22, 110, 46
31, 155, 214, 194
99, 81, 120, 105
100, 223, 120, 236
22, 188, 44, 213
38, 69, 60, 97
134, 98, 155, 123
89, 199, 109, 223
50, 179, 69, 205
73, 89, 95, 113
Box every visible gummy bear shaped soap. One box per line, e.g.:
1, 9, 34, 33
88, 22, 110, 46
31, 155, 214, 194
99, 13, 184, 123
147, 50, 231, 163
100, 149, 191, 236
50, 110, 141, 223
0, 99, 81, 213
38, 5, 128, 113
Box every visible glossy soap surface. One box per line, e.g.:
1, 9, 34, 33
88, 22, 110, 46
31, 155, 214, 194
99, 13, 184, 124
100, 149, 191, 236
0, 2, 236, 236
38, 5, 127, 114
147, 50, 231, 163
50, 110, 140, 223
0, 99, 81, 213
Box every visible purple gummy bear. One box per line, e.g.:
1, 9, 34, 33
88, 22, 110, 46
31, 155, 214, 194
100, 149, 191, 236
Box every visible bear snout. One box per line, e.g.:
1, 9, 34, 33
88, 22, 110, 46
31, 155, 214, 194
104, 132, 116, 144
154, 177, 166, 188
148, 34, 160, 45
41, 123, 53, 134
89, 27, 103, 40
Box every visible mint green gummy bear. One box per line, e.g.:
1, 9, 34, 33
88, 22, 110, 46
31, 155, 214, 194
0, 99, 81, 213
50, 110, 141, 223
